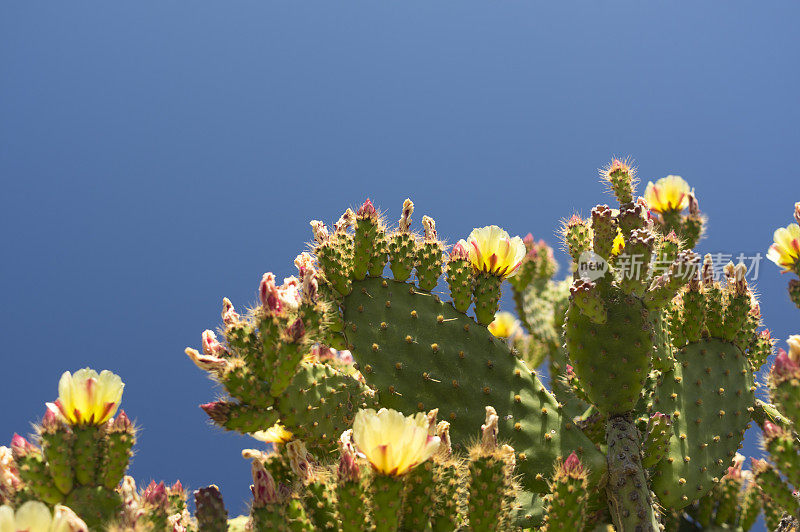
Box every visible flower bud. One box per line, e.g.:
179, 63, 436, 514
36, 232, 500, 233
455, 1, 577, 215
772, 349, 800, 378
142, 480, 169, 510
199, 401, 230, 425
286, 318, 306, 343
10, 434, 39, 459
449, 239, 469, 261
112, 411, 133, 432
762, 420, 783, 441
259, 273, 281, 313
357, 198, 377, 218
795, 202, 800, 225
561, 451, 584, 476
41, 408, 67, 433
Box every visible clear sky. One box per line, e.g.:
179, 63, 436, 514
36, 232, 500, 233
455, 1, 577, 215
1, 2, 798, 525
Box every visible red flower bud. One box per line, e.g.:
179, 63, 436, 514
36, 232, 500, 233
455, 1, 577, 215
763, 420, 783, 440
286, 318, 306, 343
562, 451, 584, 476
143, 480, 169, 510
200, 401, 230, 425
10, 433, 39, 459
259, 273, 282, 313
357, 198, 377, 218
112, 411, 133, 431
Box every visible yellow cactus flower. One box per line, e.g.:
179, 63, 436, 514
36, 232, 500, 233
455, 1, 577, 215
352, 408, 440, 476
767, 224, 800, 273
789, 335, 800, 361
0, 501, 54, 532
47, 369, 124, 426
488, 312, 521, 339
251, 423, 294, 445
467, 226, 526, 279
644, 175, 692, 213
611, 230, 625, 256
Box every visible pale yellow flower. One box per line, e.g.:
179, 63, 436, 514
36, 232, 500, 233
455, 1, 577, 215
352, 408, 440, 476
0, 501, 54, 532
767, 224, 800, 273
644, 175, 691, 213
47, 369, 124, 426
467, 226, 526, 279
788, 335, 800, 362
488, 312, 521, 339
251, 423, 294, 445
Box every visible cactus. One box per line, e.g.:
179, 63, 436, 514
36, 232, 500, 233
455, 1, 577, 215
5, 160, 797, 531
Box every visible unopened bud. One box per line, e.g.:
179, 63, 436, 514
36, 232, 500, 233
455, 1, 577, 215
422, 215, 437, 241
251, 460, 278, 507
112, 411, 133, 432
357, 198, 377, 218
186, 348, 227, 372
167, 480, 185, 497
562, 452, 584, 476
10, 434, 38, 459
200, 401, 230, 425
523, 233, 535, 252
762, 420, 783, 440
449, 239, 469, 261
480, 406, 499, 451
286, 318, 306, 343
143, 480, 169, 510
221, 298, 239, 325
41, 408, 66, 433
201, 330, 226, 357
795, 202, 800, 225
259, 273, 281, 313
310, 220, 329, 244
773, 348, 799, 378
398, 199, 414, 232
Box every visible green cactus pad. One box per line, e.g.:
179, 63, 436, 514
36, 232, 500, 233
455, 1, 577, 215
64, 485, 122, 530
648, 339, 754, 509
564, 286, 653, 415
342, 277, 605, 494
275, 362, 378, 449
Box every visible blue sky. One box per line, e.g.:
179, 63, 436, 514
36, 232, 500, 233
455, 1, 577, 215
1, 2, 798, 523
